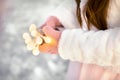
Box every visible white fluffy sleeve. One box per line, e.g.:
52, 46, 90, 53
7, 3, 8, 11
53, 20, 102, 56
58, 28, 120, 72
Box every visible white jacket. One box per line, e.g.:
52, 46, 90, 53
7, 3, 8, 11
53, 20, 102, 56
50, 0, 120, 73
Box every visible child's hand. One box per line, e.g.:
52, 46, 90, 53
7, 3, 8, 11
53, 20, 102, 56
40, 16, 63, 29
38, 16, 64, 54
23, 16, 63, 55
39, 26, 62, 54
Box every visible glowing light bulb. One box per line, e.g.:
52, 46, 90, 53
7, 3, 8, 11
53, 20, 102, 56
36, 37, 43, 45
26, 41, 35, 50
32, 48, 40, 56
31, 30, 38, 37
44, 37, 52, 43
25, 39, 32, 44
27, 44, 33, 50
23, 32, 31, 40
29, 24, 37, 32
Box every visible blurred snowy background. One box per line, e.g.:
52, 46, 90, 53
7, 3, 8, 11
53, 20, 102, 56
0, 0, 69, 80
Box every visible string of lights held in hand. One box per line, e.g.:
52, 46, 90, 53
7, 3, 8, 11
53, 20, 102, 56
23, 24, 56, 56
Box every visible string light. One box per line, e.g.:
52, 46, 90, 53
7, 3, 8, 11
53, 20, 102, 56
23, 24, 56, 56
23, 24, 46, 55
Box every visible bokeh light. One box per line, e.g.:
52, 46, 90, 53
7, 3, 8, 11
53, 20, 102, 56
0, 0, 68, 80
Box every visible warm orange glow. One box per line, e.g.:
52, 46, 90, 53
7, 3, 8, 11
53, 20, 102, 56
44, 37, 52, 43
44, 36, 57, 46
